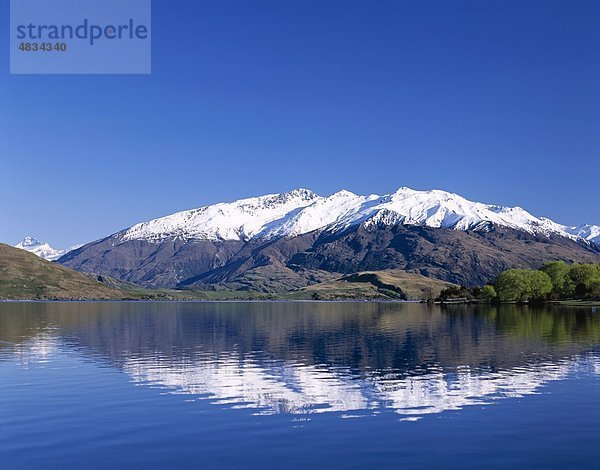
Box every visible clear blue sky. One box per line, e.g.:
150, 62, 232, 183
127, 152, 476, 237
1, 0, 599, 248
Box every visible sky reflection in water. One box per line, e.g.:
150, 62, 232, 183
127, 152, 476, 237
3, 302, 600, 420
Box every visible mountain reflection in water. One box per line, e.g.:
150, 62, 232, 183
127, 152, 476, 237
2, 302, 600, 420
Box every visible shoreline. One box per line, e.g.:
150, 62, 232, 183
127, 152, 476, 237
1, 298, 598, 307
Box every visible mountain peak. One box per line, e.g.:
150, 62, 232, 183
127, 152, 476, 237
113, 186, 599, 247
329, 189, 357, 198
14, 237, 67, 261
284, 188, 318, 199
18, 236, 42, 247
121, 189, 323, 242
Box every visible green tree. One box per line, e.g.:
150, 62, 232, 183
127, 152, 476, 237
438, 285, 473, 301
495, 269, 552, 302
496, 269, 529, 302
569, 264, 600, 299
541, 261, 575, 299
527, 270, 553, 301
480, 284, 497, 301
589, 278, 600, 299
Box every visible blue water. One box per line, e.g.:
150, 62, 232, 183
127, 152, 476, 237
1, 302, 599, 469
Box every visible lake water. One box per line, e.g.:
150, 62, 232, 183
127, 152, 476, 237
1, 302, 599, 469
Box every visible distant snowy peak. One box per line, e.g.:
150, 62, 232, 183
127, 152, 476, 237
117, 187, 600, 247
17, 236, 43, 248
15, 237, 66, 261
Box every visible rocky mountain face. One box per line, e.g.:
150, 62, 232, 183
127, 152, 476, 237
58, 187, 600, 290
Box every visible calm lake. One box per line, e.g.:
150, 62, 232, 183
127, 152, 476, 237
1, 302, 599, 469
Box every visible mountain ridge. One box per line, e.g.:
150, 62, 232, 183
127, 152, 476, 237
57, 186, 600, 291
114, 187, 600, 247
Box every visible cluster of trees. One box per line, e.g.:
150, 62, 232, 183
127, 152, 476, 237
437, 284, 497, 302
438, 261, 600, 303
538, 262, 600, 300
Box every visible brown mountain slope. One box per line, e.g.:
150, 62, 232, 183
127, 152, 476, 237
287, 225, 600, 287
59, 223, 600, 291
0, 243, 127, 300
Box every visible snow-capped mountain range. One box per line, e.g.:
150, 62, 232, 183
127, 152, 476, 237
13, 187, 600, 264
14, 237, 68, 261
55, 186, 600, 289
119, 187, 599, 247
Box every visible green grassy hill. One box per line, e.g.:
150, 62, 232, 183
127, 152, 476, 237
285, 270, 456, 300
0, 242, 132, 300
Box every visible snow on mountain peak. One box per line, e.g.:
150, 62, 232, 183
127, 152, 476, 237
563, 224, 600, 245
281, 188, 318, 200
116, 187, 599, 247
15, 237, 66, 261
120, 189, 323, 242
18, 236, 42, 247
